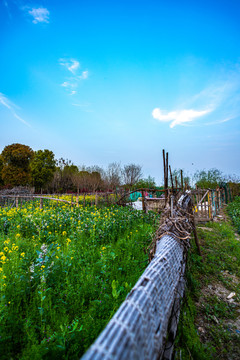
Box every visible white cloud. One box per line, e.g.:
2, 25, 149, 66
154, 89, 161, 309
61, 81, 77, 89
0, 93, 31, 127
28, 8, 50, 24
59, 58, 80, 74
152, 108, 211, 128
152, 69, 240, 128
61, 81, 69, 87
68, 60, 80, 74
205, 116, 235, 126
3, 0, 12, 19
59, 58, 89, 96
72, 103, 90, 107
79, 70, 88, 79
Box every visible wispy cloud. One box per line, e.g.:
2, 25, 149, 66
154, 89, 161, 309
72, 103, 90, 107
59, 58, 89, 95
3, 0, 12, 19
59, 58, 80, 74
0, 93, 31, 127
79, 71, 88, 80
28, 8, 50, 24
61, 81, 77, 89
152, 66, 240, 128
72, 102, 93, 112
205, 116, 236, 126
152, 108, 211, 128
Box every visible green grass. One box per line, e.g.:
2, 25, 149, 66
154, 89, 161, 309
0, 202, 159, 359
174, 200, 240, 359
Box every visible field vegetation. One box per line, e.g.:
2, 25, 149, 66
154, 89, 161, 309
0, 200, 158, 359
175, 197, 240, 359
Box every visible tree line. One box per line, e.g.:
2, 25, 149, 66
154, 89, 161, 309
0, 143, 239, 194
0, 143, 155, 193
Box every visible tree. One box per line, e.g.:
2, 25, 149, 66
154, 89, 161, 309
193, 168, 223, 189
0, 155, 3, 186
1, 143, 34, 186
134, 176, 156, 189
105, 162, 122, 189
122, 164, 142, 188
78, 170, 91, 192
88, 171, 102, 192
30, 150, 56, 192
52, 158, 78, 192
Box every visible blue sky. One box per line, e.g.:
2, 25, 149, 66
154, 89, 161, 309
1, 0, 240, 184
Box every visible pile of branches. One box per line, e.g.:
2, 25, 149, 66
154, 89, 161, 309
149, 192, 194, 260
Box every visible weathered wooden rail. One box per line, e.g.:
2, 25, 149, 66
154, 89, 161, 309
191, 187, 231, 222
0, 186, 230, 223
0, 192, 121, 209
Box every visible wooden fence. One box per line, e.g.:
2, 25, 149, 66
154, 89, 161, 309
0, 187, 231, 224
0, 192, 122, 209
191, 187, 231, 222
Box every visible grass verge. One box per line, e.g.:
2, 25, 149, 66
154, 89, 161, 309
174, 202, 240, 359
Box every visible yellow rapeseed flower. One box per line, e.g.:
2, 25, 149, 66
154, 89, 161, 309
4, 247, 8, 252
62, 231, 67, 236
21, 253, 25, 257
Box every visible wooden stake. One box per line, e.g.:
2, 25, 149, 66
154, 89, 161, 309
175, 176, 178, 189
169, 165, 174, 192
192, 217, 202, 258
181, 170, 183, 191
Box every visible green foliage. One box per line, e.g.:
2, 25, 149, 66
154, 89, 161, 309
133, 176, 156, 189
227, 196, 240, 234
1, 143, 34, 186
0, 155, 5, 186
31, 150, 56, 191
193, 168, 223, 189
175, 295, 213, 360
175, 219, 240, 359
0, 202, 158, 359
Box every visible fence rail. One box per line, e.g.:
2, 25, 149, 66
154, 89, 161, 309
191, 187, 231, 222
0, 186, 231, 223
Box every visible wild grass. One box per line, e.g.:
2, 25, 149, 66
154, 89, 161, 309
174, 199, 240, 359
0, 202, 159, 359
